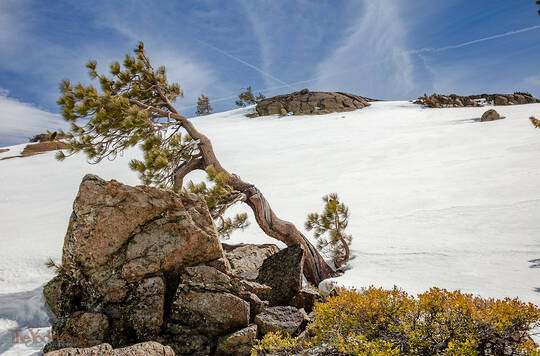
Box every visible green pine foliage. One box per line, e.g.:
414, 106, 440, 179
530, 116, 540, 128
56, 42, 182, 166
128, 132, 198, 189
196, 94, 213, 115
305, 193, 352, 268
184, 166, 249, 239
235, 86, 265, 107
55, 42, 247, 238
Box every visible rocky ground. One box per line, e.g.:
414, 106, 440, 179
413, 92, 540, 108
42, 175, 321, 355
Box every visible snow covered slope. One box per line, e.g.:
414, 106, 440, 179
1, 101, 540, 354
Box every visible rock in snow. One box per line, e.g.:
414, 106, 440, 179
481, 109, 501, 122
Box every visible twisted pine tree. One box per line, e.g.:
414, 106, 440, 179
56, 42, 336, 285
235, 86, 265, 107
196, 94, 212, 116
305, 193, 352, 268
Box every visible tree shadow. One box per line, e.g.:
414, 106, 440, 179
449, 116, 506, 125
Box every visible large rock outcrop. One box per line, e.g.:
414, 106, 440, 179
43, 175, 236, 354
254, 89, 370, 117
413, 92, 540, 108
43, 175, 320, 355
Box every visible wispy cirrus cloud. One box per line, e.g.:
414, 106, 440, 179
313, 1, 416, 99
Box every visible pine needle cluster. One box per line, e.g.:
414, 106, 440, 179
196, 94, 213, 116
235, 86, 265, 107
305, 193, 352, 268
184, 166, 249, 239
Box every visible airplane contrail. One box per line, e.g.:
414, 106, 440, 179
197, 40, 291, 87
411, 25, 540, 54
266, 25, 540, 90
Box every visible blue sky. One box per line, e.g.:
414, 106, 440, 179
0, 0, 539, 146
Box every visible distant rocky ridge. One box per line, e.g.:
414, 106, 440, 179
413, 92, 540, 108
1, 141, 70, 160
1, 131, 70, 160
253, 89, 372, 117
43, 175, 321, 356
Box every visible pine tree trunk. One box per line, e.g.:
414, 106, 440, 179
236, 182, 338, 285
172, 113, 338, 285
131, 98, 339, 285
335, 236, 350, 268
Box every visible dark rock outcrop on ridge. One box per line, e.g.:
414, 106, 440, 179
254, 89, 371, 117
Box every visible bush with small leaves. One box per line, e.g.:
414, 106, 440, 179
253, 287, 540, 355
530, 116, 540, 128
308, 287, 540, 355
305, 193, 352, 268
251, 331, 300, 355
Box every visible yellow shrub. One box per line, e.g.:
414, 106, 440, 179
530, 116, 540, 128
308, 286, 540, 355
252, 287, 540, 355
251, 331, 299, 355
332, 334, 398, 355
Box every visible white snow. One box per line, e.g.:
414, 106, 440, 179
1, 101, 540, 354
